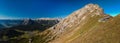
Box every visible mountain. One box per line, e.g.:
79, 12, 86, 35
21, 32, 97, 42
37, 4, 120, 43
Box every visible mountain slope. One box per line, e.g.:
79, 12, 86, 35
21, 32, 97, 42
70, 15, 120, 43
39, 4, 120, 43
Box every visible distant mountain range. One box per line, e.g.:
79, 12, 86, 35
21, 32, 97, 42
0, 20, 23, 29
0, 18, 61, 29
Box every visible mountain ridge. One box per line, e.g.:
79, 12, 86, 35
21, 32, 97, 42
40, 3, 119, 43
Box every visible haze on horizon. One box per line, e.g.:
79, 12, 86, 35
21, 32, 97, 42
0, 0, 120, 19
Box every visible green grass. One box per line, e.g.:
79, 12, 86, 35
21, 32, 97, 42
69, 15, 120, 43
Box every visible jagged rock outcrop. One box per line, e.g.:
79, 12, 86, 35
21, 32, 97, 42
98, 15, 112, 22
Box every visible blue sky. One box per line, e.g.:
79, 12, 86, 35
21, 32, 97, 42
0, 0, 120, 19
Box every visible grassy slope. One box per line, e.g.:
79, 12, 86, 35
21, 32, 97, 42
69, 15, 120, 43
51, 14, 120, 43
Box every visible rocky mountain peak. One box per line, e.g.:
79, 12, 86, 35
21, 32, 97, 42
74, 4, 104, 17
49, 3, 106, 36
22, 18, 33, 25
84, 4, 99, 9
46, 4, 118, 43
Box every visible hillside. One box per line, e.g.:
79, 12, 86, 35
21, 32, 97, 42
70, 14, 120, 43
39, 4, 120, 43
